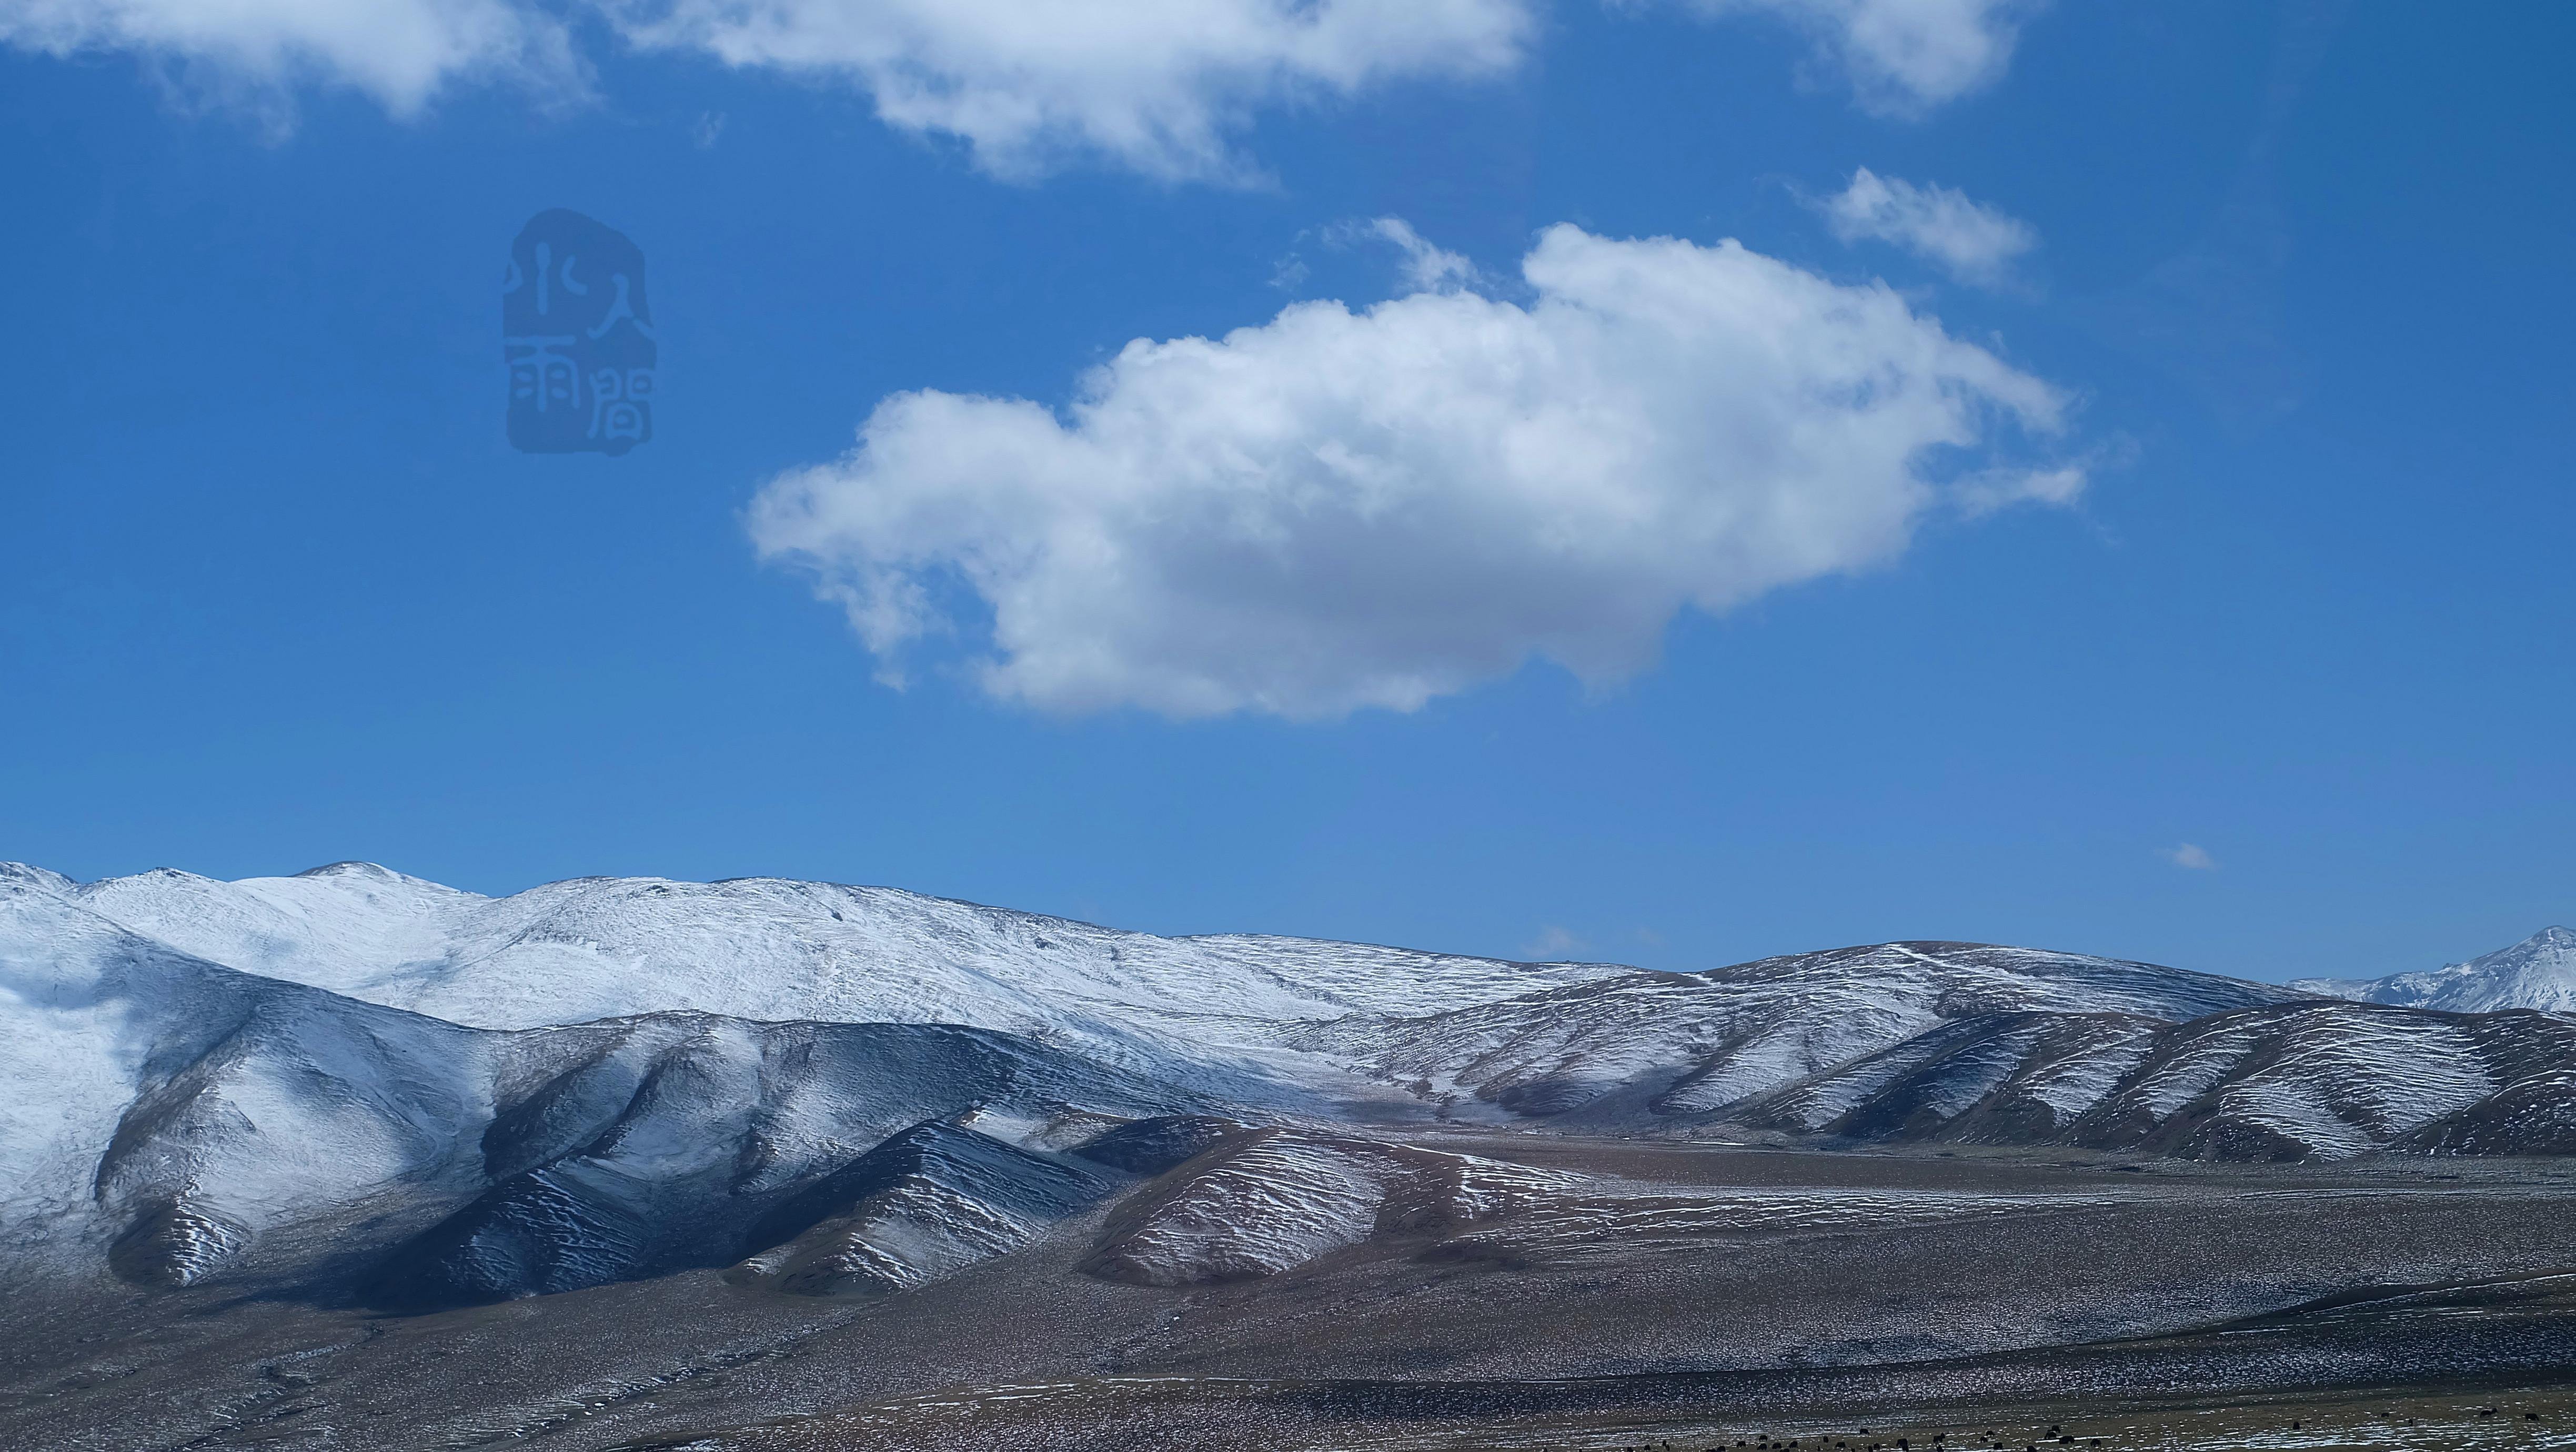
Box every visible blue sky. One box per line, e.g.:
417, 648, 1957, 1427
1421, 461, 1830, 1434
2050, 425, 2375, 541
2, 0, 2569, 983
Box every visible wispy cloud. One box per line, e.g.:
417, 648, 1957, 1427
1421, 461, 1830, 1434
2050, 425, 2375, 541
2162, 843, 2219, 871
1815, 167, 2036, 288
1649, 0, 2045, 118
0, 0, 583, 123
1335, 216, 1481, 293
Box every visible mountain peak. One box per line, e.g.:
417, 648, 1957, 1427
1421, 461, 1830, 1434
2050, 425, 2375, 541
293, 861, 402, 880
2289, 927, 2576, 1013
0, 862, 76, 896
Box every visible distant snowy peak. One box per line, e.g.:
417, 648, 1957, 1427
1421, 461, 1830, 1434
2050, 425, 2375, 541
2291, 927, 2576, 1013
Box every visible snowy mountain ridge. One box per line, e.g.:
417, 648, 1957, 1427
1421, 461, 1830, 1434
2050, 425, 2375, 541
2292, 926, 2576, 1013
1288, 941, 2304, 1119
4, 862, 1630, 1083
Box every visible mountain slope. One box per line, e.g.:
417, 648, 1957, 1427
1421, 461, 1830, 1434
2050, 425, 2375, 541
365, 1015, 1202, 1309
1082, 1127, 1577, 1285
2293, 927, 2576, 1012
1276, 933, 2576, 1161
2065, 1001, 2502, 1159
0, 882, 500, 1280
1418, 993, 2576, 1163
1286, 941, 2303, 1122
727, 1121, 1119, 1296
2, 878, 1212, 1298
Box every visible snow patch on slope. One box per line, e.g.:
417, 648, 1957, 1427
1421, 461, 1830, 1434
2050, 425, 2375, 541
1084, 1129, 1577, 1285
2072, 1003, 2503, 1161
729, 1121, 1114, 1296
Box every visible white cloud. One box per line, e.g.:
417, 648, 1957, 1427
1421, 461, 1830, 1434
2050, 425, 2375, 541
1952, 462, 2081, 516
6, 1, 2031, 163
1664, 0, 2041, 116
0, 0, 579, 117
1816, 167, 2036, 287
1274, 216, 1477, 296
748, 221, 2085, 720
602, 0, 1536, 182
2163, 843, 2219, 871
1, 0, 1527, 168
1342, 216, 1480, 293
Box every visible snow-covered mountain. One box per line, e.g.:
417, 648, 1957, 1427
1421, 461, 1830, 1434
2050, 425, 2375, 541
2292, 927, 2576, 1012
0, 882, 499, 1278
14, 859, 2576, 1317
6, 861, 1627, 1092
0, 878, 1205, 1299
1726, 999, 2576, 1160
1277, 940, 2576, 1159
1286, 941, 2304, 1120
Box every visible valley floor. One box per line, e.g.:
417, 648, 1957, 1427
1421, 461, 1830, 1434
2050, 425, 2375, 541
8, 1137, 2576, 1452
660, 1377, 2576, 1452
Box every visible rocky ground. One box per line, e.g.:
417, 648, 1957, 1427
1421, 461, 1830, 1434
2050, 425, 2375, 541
9, 1137, 2576, 1452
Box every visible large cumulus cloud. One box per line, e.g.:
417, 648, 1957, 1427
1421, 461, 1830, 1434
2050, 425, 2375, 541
749, 222, 2087, 719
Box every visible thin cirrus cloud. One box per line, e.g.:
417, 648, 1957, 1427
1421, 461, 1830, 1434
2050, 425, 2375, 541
1816, 166, 2038, 288
2163, 843, 2220, 871
748, 221, 2088, 721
